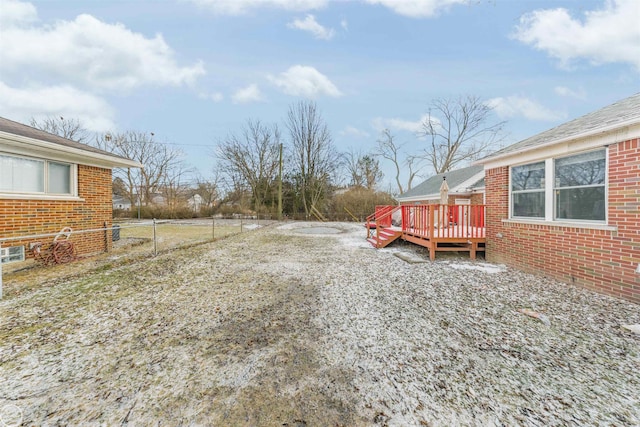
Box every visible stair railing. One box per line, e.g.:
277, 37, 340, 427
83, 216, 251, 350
368, 205, 401, 247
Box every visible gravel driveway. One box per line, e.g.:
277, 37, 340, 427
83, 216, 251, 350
1, 221, 638, 426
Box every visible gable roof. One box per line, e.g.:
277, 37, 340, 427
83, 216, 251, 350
480, 93, 640, 165
0, 116, 142, 169
397, 164, 484, 202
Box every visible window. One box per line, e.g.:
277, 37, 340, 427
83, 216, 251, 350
0, 153, 75, 196
0, 246, 25, 264
555, 150, 605, 221
511, 161, 545, 218
0, 155, 44, 192
48, 162, 72, 194
509, 149, 607, 223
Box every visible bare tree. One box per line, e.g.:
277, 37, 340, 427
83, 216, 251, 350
344, 148, 383, 190
419, 95, 505, 174
216, 120, 281, 212
286, 101, 341, 217
344, 148, 365, 188
94, 131, 184, 207
30, 116, 91, 143
194, 173, 221, 210
161, 162, 194, 214
376, 129, 422, 195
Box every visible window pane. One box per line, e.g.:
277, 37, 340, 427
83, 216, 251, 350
0, 154, 44, 192
555, 150, 605, 187
513, 191, 545, 218
556, 187, 605, 221
512, 162, 545, 191
48, 162, 71, 194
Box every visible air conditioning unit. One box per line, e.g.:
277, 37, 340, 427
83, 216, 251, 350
0, 246, 25, 264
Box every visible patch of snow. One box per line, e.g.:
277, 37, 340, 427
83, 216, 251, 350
622, 324, 640, 334
242, 223, 261, 230
445, 262, 506, 274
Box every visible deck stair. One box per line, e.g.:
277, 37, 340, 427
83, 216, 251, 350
366, 226, 402, 248
365, 205, 403, 248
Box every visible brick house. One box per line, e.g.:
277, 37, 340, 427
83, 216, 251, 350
480, 93, 640, 304
0, 117, 141, 262
397, 164, 485, 206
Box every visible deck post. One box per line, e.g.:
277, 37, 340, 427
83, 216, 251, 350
429, 205, 435, 239
429, 242, 436, 260
471, 242, 477, 260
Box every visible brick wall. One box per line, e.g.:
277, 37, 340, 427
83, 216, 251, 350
0, 165, 113, 259
485, 139, 640, 304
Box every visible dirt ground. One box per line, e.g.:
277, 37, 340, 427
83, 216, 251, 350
0, 221, 638, 426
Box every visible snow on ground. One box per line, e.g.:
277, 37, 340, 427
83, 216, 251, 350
444, 261, 506, 274
1, 221, 638, 426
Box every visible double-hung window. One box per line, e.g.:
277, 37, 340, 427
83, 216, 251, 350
0, 153, 75, 196
554, 150, 605, 221
510, 149, 606, 223
511, 161, 545, 218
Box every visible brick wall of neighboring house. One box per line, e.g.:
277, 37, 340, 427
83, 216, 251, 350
0, 165, 113, 260
485, 139, 640, 304
470, 193, 484, 205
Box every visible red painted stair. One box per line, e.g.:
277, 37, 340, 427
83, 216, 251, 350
366, 226, 402, 248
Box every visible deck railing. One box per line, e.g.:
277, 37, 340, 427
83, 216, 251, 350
401, 204, 486, 240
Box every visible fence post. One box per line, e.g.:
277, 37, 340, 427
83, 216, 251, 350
241, 218, 243, 233
153, 218, 157, 256
212, 216, 215, 240
104, 221, 108, 252
0, 241, 3, 300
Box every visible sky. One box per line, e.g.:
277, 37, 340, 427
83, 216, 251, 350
0, 0, 639, 191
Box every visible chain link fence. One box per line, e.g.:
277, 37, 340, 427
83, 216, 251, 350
0, 217, 275, 299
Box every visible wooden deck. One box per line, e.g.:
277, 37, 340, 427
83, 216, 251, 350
365, 204, 486, 259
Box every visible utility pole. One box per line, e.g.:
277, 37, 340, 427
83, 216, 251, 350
278, 142, 283, 220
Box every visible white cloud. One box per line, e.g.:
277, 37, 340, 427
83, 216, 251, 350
513, 0, 640, 71
198, 91, 224, 102
231, 84, 264, 104
0, 82, 115, 132
184, 0, 327, 15
486, 96, 564, 122
340, 126, 370, 139
268, 65, 341, 98
288, 14, 334, 40
364, 0, 468, 18
0, 0, 37, 27
0, 5, 205, 91
554, 86, 586, 100
372, 114, 434, 133
341, 19, 348, 31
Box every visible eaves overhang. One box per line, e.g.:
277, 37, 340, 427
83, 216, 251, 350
477, 121, 640, 169
0, 131, 143, 169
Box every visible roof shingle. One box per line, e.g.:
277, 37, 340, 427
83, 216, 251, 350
0, 116, 131, 161
482, 93, 640, 162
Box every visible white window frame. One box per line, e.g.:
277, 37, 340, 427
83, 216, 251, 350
510, 160, 546, 219
0, 152, 77, 197
509, 148, 608, 225
0, 246, 25, 264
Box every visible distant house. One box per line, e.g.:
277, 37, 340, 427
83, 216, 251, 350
479, 93, 640, 304
397, 164, 485, 205
150, 193, 166, 206
113, 195, 132, 210
187, 193, 203, 212
0, 117, 141, 261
